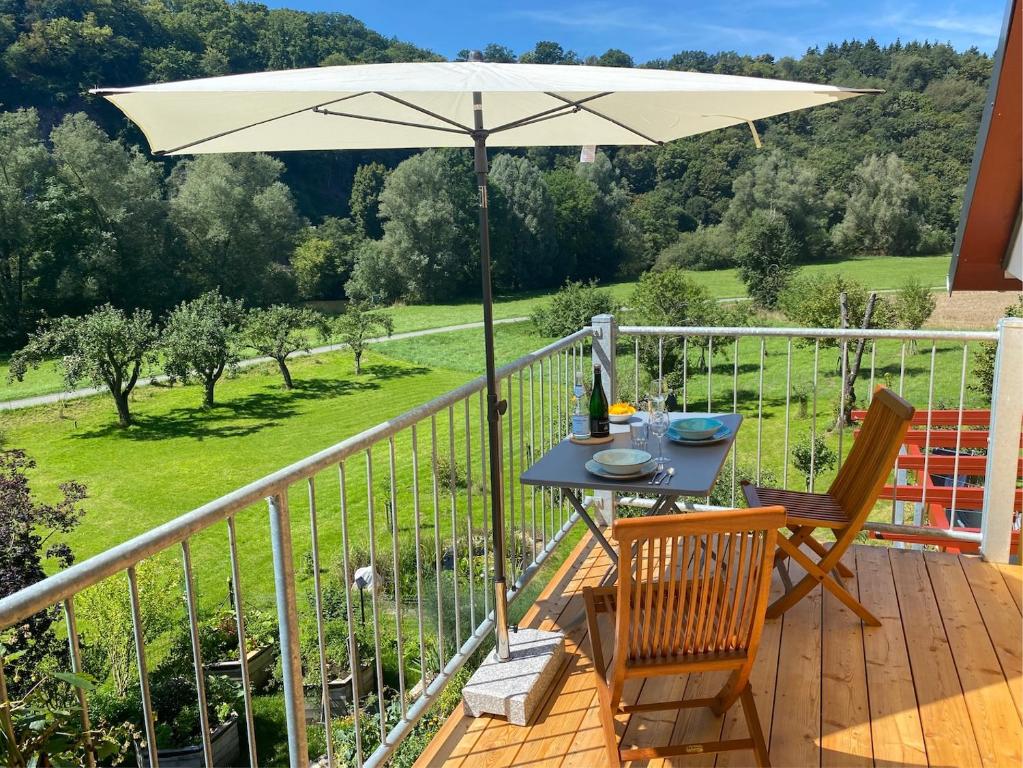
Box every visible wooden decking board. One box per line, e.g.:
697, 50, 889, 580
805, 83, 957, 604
923, 551, 1023, 767
890, 550, 983, 767
855, 545, 928, 767
767, 555, 823, 768
416, 541, 1023, 768
821, 550, 873, 767
959, 555, 1023, 720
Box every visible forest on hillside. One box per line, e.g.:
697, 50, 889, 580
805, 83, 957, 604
0, 0, 993, 346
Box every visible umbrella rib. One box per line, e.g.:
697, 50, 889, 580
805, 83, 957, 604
372, 92, 474, 133
313, 107, 468, 135
486, 92, 614, 134
153, 92, 372, 155
545, 92, 663, 145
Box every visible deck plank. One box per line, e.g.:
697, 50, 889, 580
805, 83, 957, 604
855, 545, 928, 767
821, 547, 872, 767
959, 555, 1023, 721
995, 562, 1023, 613
924, 551, 1023, 767
416, 539, 1023, 768
890, 550, 983, 767
767, 555, 822, 768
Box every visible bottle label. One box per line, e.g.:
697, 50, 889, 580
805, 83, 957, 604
572, 414, 590, 438
591, 416, 610, 437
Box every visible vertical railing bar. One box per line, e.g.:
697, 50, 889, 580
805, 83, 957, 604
307, 480, 336, 764
539, 358, 546, 542
892, 342, 908, 521
756, 337, 765, 487
810, 339, 820, 493
410, 425, 428, 701
868, 340, 877, 401
529, 363, 538, 553
337, 462, 364, 767
949, 343, 969, 531
920, 343, 937, 520
364, 449, 386, 737
838, 338, 848, 463
226, 516, 258, 767
431, 415, 445, 669
448, 405, 462, 643
504, 379, 516, 588
127, 565, 160, 768
464, 399, 477, 632
707, 336, 714, 412
388, 437, 407, 717
783, 337, 792, 491
634, 336, 640, 404
0, 663, 18, 768
478, 391, 490, 616
519, 370, 529, 566
730, 337, 739, 506
558, 350, 566, 529
63, 596, 96, 768
658, 335, 664, 385
180, 540, 213, 768
682, 336, 688, 412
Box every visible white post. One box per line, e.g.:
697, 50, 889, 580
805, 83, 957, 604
980, 317, 1023, 563
591, 314, 617, 525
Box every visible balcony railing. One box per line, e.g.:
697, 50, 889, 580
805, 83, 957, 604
1, 315, 1020, 768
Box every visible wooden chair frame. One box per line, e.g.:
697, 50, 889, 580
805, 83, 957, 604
583, 506, 785, 767
743, 387, 915, 626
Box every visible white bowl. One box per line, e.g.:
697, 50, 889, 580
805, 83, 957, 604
608, 412, 635, 424
592, 448, 652, 475
670, 417, 723, 441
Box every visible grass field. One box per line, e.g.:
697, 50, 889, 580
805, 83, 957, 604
0, 253, 951, 402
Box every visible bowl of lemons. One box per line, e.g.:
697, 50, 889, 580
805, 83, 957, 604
608, 402, 638, 424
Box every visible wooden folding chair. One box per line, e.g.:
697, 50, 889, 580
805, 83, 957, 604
583, 506, 785, 767
742, 386, 915, 626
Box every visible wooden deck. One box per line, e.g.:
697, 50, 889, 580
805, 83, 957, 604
417, 534, 1023, 767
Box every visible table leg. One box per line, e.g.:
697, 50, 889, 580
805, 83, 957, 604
563, 488, 618, 565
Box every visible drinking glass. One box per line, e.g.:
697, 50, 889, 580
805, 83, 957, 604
630, 421, 649, 451
649, 408, 670, 464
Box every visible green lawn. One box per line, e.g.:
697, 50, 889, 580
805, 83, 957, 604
1, 253, 951, 403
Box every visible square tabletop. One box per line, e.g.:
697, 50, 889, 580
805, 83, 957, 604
520, 412, 742, 497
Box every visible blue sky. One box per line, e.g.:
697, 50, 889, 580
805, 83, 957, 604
261, 1, 1007, 61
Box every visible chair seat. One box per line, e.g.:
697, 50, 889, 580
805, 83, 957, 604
744, 486, 850, 529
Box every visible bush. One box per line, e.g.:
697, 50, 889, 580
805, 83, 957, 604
791, 433, 838, 490
971, 295, 1023, 402
779, 272, 893, 346
655, 225, 733, 272
530, 280, 617, 338
893, 278, 936, 331
734, 210, 797, 309
710, 463, 780, 508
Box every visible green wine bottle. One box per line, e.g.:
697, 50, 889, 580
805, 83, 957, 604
589, 364, 609, 437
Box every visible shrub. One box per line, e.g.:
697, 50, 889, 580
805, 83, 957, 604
791, 433, 838, 490
893, 278, 936, 331
654, 225, 733, 272
710, 463, 780, 508
779, 272, 894, 346
971, 295, 1023, 403
530, 280, 617, 338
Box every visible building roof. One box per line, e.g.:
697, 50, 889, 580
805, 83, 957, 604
948, 0, 1022, 292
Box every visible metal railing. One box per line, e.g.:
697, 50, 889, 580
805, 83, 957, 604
596, 318, 1020, 557
0, 328, 591, 768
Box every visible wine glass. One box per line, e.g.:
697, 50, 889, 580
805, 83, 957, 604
649, 408, 670, 466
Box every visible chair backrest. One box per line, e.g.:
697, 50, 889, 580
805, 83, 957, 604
610, 507, 785, 669
828, 387, 915, 526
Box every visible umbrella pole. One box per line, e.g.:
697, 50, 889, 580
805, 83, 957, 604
472, 85, 511, 662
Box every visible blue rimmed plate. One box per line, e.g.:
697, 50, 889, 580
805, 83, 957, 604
667, 423, 732, 445
585, 458, 658, 480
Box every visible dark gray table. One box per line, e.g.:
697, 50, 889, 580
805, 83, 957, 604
520, 412, 742, 565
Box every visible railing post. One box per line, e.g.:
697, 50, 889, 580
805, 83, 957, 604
592, 314, 618, 525
981, 317, 1023, 563
267, 492, 308, 765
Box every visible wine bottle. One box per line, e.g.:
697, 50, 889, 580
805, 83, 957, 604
589, 364, 609, 437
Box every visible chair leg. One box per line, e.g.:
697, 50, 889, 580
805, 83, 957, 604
803, 536, 854, 578
740, 684, 771, 767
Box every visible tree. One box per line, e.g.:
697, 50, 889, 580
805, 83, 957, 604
161, 290, 246, 407
8, 305, 160, 427
893, 277, 936, 338
779, 273, 893, 345
530, 280, 618, 338
655, 225, 733, 272
489, 154, 558, 291
0, 450, 86, 697
628, 185, 697, 269
168, 153, 302, 304
734, 210, 797, 309
244, 305, 324, 389
831, 154, 924, 255
629, 268, 718, 387
349, 162, 388, 239
291, 218, 363, 300
332, 302, 393, 375
792, 433, 838, 490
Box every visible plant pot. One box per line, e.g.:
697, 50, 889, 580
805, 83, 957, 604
206, 643, 276, 690
136, 713, 240, 768
303, 662, 376, 723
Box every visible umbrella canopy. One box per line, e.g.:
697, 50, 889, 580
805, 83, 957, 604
91, 61, 877, 154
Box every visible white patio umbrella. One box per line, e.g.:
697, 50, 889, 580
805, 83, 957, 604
91, 57, 878, 667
